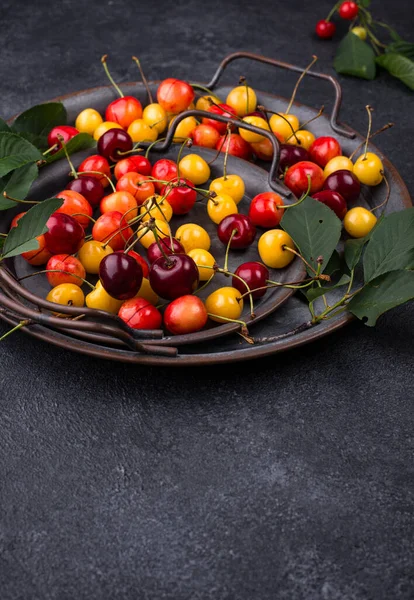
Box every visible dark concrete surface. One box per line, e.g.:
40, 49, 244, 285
0, 1, 413, 598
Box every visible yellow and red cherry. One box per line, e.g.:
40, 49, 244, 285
100, 191, 138, 220
169, 115, 198, 142
201, 103, 237, 135
156, 78, 195, 114
164, 295, 208, 335
161, 177, 197, 215
175, 223, 211, 252
269, 113, 299, 141
140, 195, 173, 222
323, 169, 361, 202
47, 125, 79, 152
239, 116, 270, 143
85, 281, 123, 314
251, 137, 274, 161
226, 85, 257, 117
207, 194, 238, 225
308, 136, 342, 168
315, 20, 336, 39
149, 254, 199, 300
116, 171, 155, 205
46, 283, 85, 310
55, 189, 93, 229
97, 128, 133, 162
151, 159, 178, 191
191, 124, 220, 149
209, 174, 245, 205
147, 237, 185, 264
187, 248, 216, 281
142, 103, 167, 134
339, 1, 359, 20
46, 255, 86, 288
44, 213, 85, 255
351, 26, 367, 40
99, 252, 143, 300
92, 211, 133, 251
284, 161, 324, 196
137, 218, 170, 249
23, 236, 52, 266
114, 156, 152, 180
312, 190, 347, 220
127, 250, 149, 278
217, 214, 256, 249
105, 96, 142, 129
232, 261, 269, 299
118, 297, 162, 330
78, 240, 113, 274
178, 154, 210, 185
78, 155, 112, 187
205, 287, 243, 323
353, 152, 384, 186
344, 207, 377, 238
75, 108, 103, 136
279, 144, 310, 172
258, 229, 295, 269
127, 119, 158, 143
248, 192, 284, 228
215, 133, 253, 161
323, 155, 354, 179
65, 176, 105, 208
93, 121, 123, 142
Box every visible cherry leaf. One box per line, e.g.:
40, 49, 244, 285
12, 102, 67, 149
45, 133, 96, 164
0, 163, 38, 210
0, 132, 42, 178
334, 32, 376, 80
376, 53, 414, 91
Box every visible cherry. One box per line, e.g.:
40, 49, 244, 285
100, 191, 138, 220
312, 190, 347, 220
44, 213, 85, 255
116, 172, 155, 205
339, 1, 358, 20
217, 214, 256, 249
55, 189, 93, 229
279, 144, 310, 171
118, 297, 162, 330
114, 156, 152, 180
97, 128, 133, 162
161, 177, 196, 215
46, 255, 86, 288
156, 78, 195, 114
92, 211, 134, 251
78, 155, 112, 187
47, 125, 79, 151
151, 159, 178, 191
147, 237, 185, 264
215, 133, 253, 161
191, 124, 220, 149
99, 252, 143, 300
248, 192, 284, 228
149, 254, 199, 300
323, 169, 361, 202
232, 262, 269, 299
65, 176, 105, 208
202, 103, 237, 135
127, 250, 149, 278
284, 161, 325, 197
308, 136, 342, 168
164, 295, 208, 335
315, 20, 336, 39
105, 96, 143, 129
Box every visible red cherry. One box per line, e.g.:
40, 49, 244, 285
78, 155, 112, 187
191, 124, 221, 149
323, 169, 361, 203
284, 161, 325, 197
164, 295, 208, 335
149, 254, 199, 300
65, 176, 105, 208
116, 172, 155, 205
202, 103, 237, 135
92, 211, 134, 251
44, 213, 85, 255
47, 125, 79, 151
279, 144, 310, 172
217, 214, 256, 249
156, 78, 195, 114
151, 159, 178, 191
315, 20, 336, 39
308, 136, 342, 168
215, 133, 253, 161
339, 1, 359, 20
46, 255, 86, 288
232, 262, 269, 299
99, 252, 143, 300
22, 235, 52, 266
114, 156, 152, 180
105, 96, 142, 129
312, 190, 347, 220
97, 128, 133, 162
147, 238, 185, 264
55, 189, 93, 229
127, 250, 149, 278
118, 297, 162, 330
248, 192, 285, 228
161, 177, 196, 215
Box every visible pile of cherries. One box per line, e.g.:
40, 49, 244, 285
316, 1, 360, 40
12, 59, 386, 335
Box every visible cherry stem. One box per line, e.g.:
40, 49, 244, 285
326, 0, 342, 22
286, 55, 318, 115
239, 75, 249, 115
279, 175, 312, 209
190, 83, 218, 97
224, 229, 237, 273
176, 138, 192, 179
132, 56, 153, 104
151, 221, 172, 265
283, 246, 331, 279
145, 137, 166, 158
3, 191, 39, 204
42, 144, 58, 156
370, 173, 390, 214
363, 105, 374, 159
57, 134, 78, 178
18, 269, 95, 289
258, 106, 300, 143
208, 127, 231, 166
79, 170, 116, 192
207, 313, 247, 328
71, 213, 96, 223
101, 55, 124, 98
285, 106, 325, 143
223, 125, 232, 180
226, 269, 255, 317
349, 122, 394, 160
193, 271, 216, 295
0, 320, 30, 342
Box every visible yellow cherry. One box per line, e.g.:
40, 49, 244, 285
344, 207, 377, 238
226, 85, 257, 117
127, 119, 158, 143
205, 287, 243, 323
195, 95, 221, 111
239, 116, 270, 143
178, 153, 210, 185
209, 174, 245, 204
175, 223, 211, 252
353, 152, 384, 186
207, 193, 238, 224
77, 240, 114, 274
137, 218, 171, 249
142, 103, 168, 134
269, 113, 299, 141
258, 229, 296, 269
169, 115, 198, 142
140, 195, 173, 222
86, 281, 123, 314
323, 156, 354, 179
75, 108, 103, 136
287, 129, 316, 150
188, 248, 216, 281
93, 121, 123, 141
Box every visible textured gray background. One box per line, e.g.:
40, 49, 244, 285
1, 0, 414, 598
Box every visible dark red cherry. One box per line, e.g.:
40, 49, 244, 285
279, 144, 310, 172
323, 169, 361, 203
149, 254, 199, 300
99, 252, 143, 300
147, 237, 185, 264
65, 176, 105, 208
312, 190, 347, 220
44, 213, 85, 255
97, 128, 133, 162
160, 177, 197, 215
232, 262, 270, 299
47, 125, 79, 152
217, 214, 256, 249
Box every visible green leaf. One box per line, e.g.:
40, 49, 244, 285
324, 249, 341, 276
386, 41, 414, 60
306, 274, 351, 302
363, 208, 414, 283
0, 132, 42, 178
0, 118, 11, 133
333, 32, 376, 80
1, 197, 63, 259
348, 270, 414, 326
11, 102, 67, 149
376, 53, 414, 91
0, 163, 38, 210
281, 196, 342, 274
45, 133, 96, 164
344, 237, 367, 271
359, 0, 371, 6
